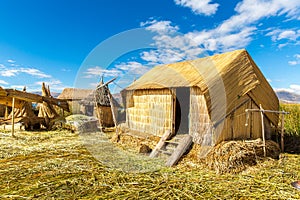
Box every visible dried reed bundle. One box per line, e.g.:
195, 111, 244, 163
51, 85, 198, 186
204, 139, 280, 174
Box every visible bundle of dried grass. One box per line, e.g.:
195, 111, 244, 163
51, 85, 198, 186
204, 139, 280, 174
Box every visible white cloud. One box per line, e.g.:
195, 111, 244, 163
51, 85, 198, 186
290, 84, 300, 91
140, 20, 205, 64
141, 20, 179, 35
267, 29, 300, 42
20, 68, 51, 78
0, 65, 51, 78
138, 0, 300, 62
288, 53, 300, 65
187, 0, 300, 52
288, 61, 298, 65
276, 84, 300, 95
278, 30, 300, 40
7, 59, 15, 63
115, 61, 150, 75
84, 66, 122, 78
174, 0, 219, 16
0, 69, 19, 77
0, 80, 8, 85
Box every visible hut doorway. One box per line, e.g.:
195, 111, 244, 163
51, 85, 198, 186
175, 87, 190, 134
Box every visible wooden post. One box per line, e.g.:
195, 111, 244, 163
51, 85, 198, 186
4, 104, 8, 119
259, 104, 266, 157
108, 90, 117, 128
11, 97, 15, 137
281, 114, 285, 152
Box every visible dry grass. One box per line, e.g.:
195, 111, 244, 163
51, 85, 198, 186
280, 103, 300, 136
0, 130, 299, 199
204, 139, 280, 174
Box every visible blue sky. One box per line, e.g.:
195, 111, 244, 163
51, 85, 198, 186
0, 0, 299, 94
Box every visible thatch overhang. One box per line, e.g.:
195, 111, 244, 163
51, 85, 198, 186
123, 49, 279, 126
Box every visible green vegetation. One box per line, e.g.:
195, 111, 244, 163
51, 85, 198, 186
280, 103, 300, 136
0, 130, 299, 199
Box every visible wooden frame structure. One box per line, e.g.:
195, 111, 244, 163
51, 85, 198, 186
0, 86, 69, 135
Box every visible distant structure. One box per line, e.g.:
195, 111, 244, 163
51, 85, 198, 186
58, 88, 93, 115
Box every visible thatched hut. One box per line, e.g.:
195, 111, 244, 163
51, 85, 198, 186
58, 88, 93, 114
121, 49, 279, 146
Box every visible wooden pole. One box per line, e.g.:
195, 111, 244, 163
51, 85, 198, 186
108, 90, 117, 128
260, 104, 266, 157
4, 104, 8, 119
11, 97, 15, 137
281, 114, 285, 152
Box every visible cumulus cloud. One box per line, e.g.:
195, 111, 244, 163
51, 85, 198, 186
266, 29, 300, 43
174, 0, 219, 16
186, 0, 300, 52
276, 84, 300, 95
141, 20, 179, 35
288, 54, 300, 66
140, 20, 204, 65
20, 68, 51, 78
140, 0, 300, 56
0, 62, 51, 78
7, 59, 15, 63
288, 61, 298, 66
115, 61, 150, 75
0, 80, 8, 85
0, 69, 19, 77
0, 67, 51, 78
84, 66, 122, 78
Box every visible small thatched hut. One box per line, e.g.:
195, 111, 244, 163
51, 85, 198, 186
121, 49, 279, 146
58, 88, 93, 114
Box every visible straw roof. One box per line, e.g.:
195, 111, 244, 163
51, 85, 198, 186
58, 88, 93, 101
124, 49, 279, 126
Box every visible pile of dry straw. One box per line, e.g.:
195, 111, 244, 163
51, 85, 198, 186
204, 139, 281, 174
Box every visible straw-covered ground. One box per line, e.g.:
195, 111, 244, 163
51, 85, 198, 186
0, 130, 299, 199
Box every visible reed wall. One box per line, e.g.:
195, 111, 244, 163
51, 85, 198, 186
126, 89, 173, 137
189, 87, 213, 144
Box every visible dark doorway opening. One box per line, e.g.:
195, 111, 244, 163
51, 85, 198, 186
175, 87, 190, 134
